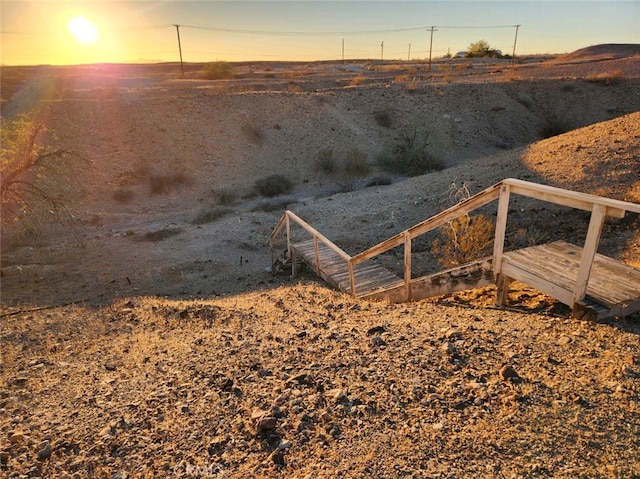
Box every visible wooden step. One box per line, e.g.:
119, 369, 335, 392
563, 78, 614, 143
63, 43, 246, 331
291, 239, 403, 297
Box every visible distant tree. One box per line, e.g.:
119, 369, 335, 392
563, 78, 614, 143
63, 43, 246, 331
201, 61, 234, 80
467, 40, 492, 57
467, 40, 503, 58
1, 114, 90, 240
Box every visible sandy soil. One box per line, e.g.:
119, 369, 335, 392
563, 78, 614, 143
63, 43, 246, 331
1, 45, 640, 478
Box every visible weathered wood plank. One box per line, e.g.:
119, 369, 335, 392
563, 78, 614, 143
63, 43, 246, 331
291, 240, 401, 297
501, 241, 640, 315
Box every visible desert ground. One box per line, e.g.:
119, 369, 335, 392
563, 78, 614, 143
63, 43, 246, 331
1, 45, 640, 478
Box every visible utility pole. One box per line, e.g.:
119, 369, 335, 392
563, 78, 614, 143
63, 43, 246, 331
427, 26, 437, 71
381, 41, 384, 61
408, 43, 411, 62
173, 24, 184, 78
511, 24, 521, 66
342, 38, 344, 64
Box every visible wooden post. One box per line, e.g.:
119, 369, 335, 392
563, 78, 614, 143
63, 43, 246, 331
493, 183, 511, 277
572, 204, 606, 306
404, 232, 412, 301
313, 235, 321, 276
493, 183, 511, 306
348, 262, 356, 296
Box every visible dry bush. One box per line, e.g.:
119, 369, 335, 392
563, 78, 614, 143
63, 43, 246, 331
254, 174, 294, 198
584, 70, 624, 85
211, 188, 238, 206
349, 74, 365, 86
242, 124, 264, 146
112, 188, 134, 204
377, 127, 445, 176
1, 114, 90, 243
190, 207, 232, 225
252, 195, 296, 212
315, 148, 338, 174
539, 115, 571, 139
149, 172, 191, 195
135, 227, 184, 242
374, 110, 393, 128
343, 149, 370, 177
201, 61, 234, 80
365, 175, 392, 187
431, 214, 495, 267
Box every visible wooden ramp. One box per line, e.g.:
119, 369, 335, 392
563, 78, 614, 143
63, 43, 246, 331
269, 179, 640, 321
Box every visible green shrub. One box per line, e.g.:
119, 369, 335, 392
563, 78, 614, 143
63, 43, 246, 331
254, 174, 294, 197
201, 61, 234, 80
377, 128, 444, 176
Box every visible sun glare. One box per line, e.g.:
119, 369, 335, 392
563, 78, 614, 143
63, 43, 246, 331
68, 16, 98, 45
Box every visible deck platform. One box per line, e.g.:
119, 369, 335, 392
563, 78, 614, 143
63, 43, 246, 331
499, 240, 640, 320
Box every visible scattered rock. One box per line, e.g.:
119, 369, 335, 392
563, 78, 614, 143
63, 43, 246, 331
366, 325, 386, 336
36, 441, 52, 461
370, 335, 386, 347
499, 365, 522, 383
441, 342, 456, 355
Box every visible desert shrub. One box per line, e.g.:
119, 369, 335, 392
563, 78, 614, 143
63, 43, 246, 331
190, 207, 231, 225
539, 115, 571, 139
374, 110, 393, 128
376, 128, 444, 176
149, 172, 191, 195
343, 149, 370, 177
112, 189, 134, 204
584, 70, 624, 85
365, 175, 392, 187
1, 114, 90, 240
431, 214, 494, 267
315, 148, 338, 174
252, 195, 296, 212
242, 124, 264, 145
349, 74, 365, 86
136, 227, 184, 242
254, 174, 294, 198
201, 61, 234, 80
211, 188, 238, 206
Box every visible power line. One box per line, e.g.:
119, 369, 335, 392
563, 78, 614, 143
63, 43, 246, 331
178, 23, 517, 37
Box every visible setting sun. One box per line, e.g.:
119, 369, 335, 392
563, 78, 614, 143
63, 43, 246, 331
68, 16, 98, 45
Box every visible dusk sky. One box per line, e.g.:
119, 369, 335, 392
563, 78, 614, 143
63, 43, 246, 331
1, 1, 639, 66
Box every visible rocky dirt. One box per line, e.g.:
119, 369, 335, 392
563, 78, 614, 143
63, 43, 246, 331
1, 45, 640, 478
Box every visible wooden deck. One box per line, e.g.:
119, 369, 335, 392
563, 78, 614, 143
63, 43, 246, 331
291, 239, 403, 297
499, 240, 640, 320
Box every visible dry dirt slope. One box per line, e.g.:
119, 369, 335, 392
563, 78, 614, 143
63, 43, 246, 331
1, 48, 640, 308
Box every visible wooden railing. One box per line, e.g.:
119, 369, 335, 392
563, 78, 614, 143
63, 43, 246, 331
269, 178, 640, 304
